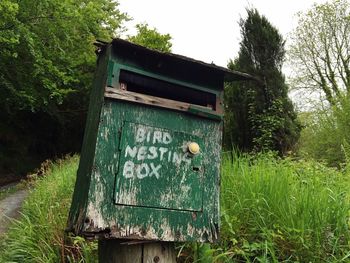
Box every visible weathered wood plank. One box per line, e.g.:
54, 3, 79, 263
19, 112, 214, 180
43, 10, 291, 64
98, 240, 176, 263
115, 122, 204, 211
67, 45, 111, 233
69, 39, 225, 245
143, 242, 176, 263
83, 99, 221, 242
104, 87, 222, 120
98, 240, 142, 263
105, 87, 190, 112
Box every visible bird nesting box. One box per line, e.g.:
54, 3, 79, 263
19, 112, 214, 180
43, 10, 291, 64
67, 39, 251, 242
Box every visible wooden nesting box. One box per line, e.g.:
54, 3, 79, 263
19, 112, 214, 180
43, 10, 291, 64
67, 39, 251, 242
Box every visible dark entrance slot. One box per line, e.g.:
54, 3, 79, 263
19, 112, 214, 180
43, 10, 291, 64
119, 70, 216, 110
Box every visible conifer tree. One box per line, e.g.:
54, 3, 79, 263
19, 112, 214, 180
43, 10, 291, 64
224, 8, 300, 154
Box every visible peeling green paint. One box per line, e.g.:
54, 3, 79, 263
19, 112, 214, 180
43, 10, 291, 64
116, 121, 204, 211
83, 100, 221, 242
67, 39, 248, 243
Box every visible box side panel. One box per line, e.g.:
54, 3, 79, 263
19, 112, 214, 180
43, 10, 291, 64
67, 46, 111, 233
84, 99, 222, 242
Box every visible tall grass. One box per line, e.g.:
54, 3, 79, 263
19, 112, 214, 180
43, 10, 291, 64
217, 152, 350, 262
0, 155, 97, 263
2, 154, 350, 262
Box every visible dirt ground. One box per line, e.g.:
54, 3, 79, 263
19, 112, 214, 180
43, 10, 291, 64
0, 189, 28, 236
0, 174, 24, 187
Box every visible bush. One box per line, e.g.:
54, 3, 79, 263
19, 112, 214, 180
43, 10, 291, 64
298, 95, 350, 167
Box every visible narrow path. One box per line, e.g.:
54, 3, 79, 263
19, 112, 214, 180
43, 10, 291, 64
0, 182, 19, 191
0, 189, 29, 236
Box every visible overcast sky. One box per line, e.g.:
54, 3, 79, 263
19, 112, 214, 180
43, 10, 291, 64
118, 0, 328, 68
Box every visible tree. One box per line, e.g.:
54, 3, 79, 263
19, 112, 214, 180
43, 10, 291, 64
297, 94, 350, 167
224, 8, 300, 154
0, 0, 128, 114
0, 0, 129, 175
127, 23, 172, 52
289, 0, 350, 105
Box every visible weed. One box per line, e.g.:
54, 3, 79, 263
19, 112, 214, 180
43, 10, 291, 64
216, 152, 350, 262
2, 153, 350, 262
0, 155, 97, 263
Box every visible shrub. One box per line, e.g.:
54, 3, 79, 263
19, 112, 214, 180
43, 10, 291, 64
298, 95, 350, 167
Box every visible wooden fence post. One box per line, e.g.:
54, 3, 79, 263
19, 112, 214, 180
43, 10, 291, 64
98, 240, 176, 263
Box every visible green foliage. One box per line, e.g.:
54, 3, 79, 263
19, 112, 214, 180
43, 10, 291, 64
127, 23, 172, 52
0, 156, 97, 262
0, 0, 129, 176
0, 1, 19, 47
298, 94, 350, 167
219, 153, 350, 262
224, 9, 300, 154
178, 153, 350, 262
3, 155, 350, 262
288, 0, 350, 105
177, 242, 214, 263
0, 0, 127, 113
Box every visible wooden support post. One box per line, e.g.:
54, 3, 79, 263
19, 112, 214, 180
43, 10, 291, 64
98, 240, 176, 263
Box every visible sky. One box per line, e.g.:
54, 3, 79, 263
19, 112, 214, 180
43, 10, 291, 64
118, 0, 328, 68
